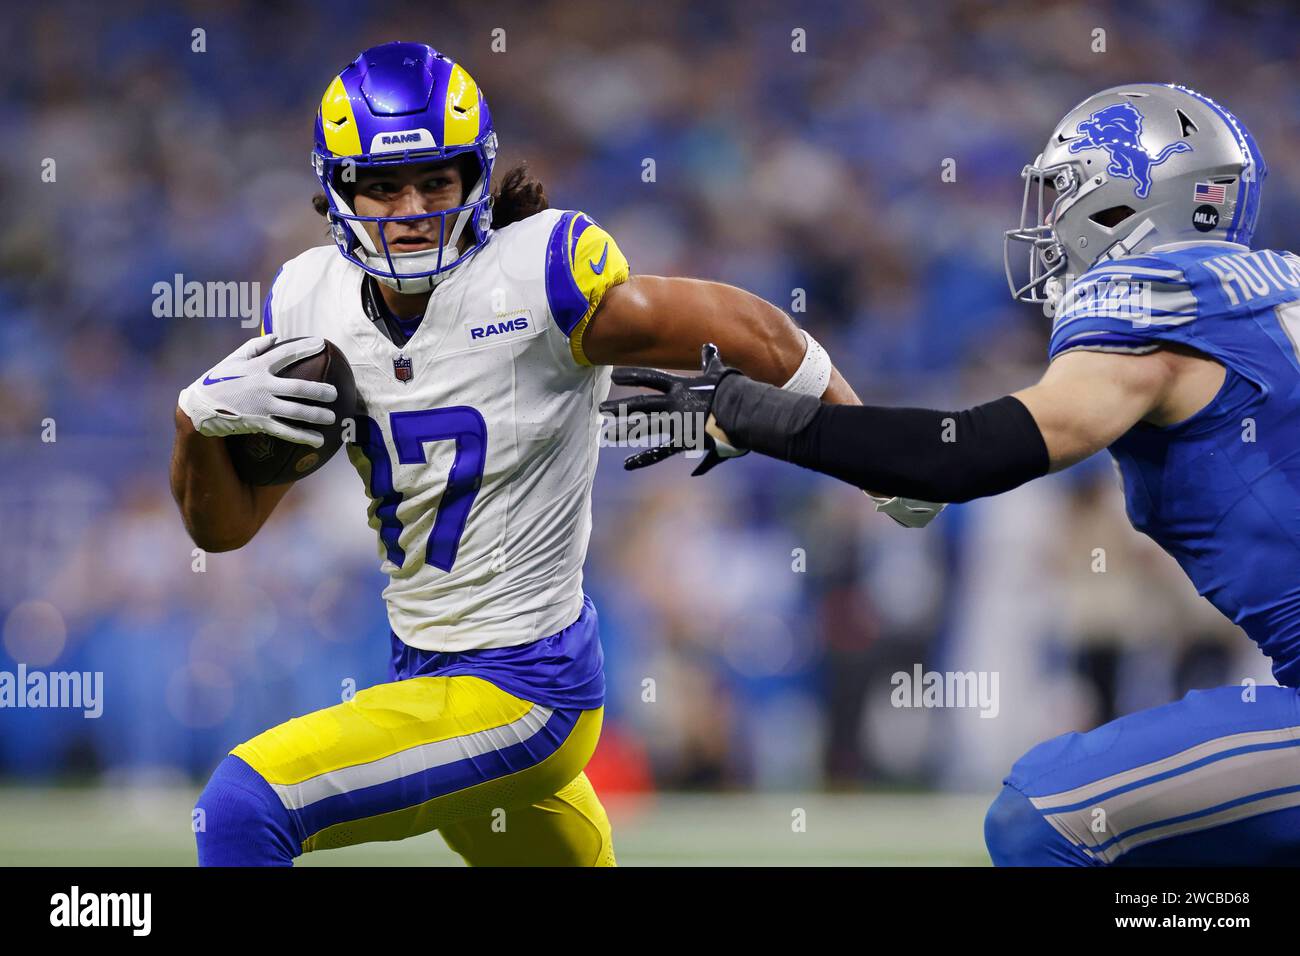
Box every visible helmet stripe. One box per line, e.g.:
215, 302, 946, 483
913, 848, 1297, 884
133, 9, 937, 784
1166, 84, 1265, 245
1235, 124, 1267, 246
442, 63, 481, 147
319, 75, 362, 157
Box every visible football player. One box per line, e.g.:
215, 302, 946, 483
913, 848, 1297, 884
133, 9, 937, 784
608, 84, 1300, 865
170, 41, 911, 866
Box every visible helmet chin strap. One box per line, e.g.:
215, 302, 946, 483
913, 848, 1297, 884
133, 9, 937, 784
366, 248, 458, 293
1094, 216, 1160, 267
1044, 217, 1162, 317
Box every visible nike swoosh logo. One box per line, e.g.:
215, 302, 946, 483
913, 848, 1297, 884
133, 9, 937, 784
589, 242, 609, 275
203, 374, 245, 385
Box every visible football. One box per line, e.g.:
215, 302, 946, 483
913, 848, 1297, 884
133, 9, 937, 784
225, 338, 358, 486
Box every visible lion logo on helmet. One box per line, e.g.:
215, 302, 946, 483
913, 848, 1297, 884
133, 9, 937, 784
1068, 102, 1192, 200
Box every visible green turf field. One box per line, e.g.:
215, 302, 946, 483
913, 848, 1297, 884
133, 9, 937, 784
0, 788, 992, 866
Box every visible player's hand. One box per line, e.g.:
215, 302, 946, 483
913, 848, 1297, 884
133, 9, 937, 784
599, 343, 748, 476
177, 334, 339, 448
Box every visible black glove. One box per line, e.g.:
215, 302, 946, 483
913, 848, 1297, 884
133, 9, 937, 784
599, 343, 745, 476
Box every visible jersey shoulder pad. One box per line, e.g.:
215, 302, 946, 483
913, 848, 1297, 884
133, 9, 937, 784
261, 245, 339, 336
537, 209, 630, 366
1048, 252, 1198, 360
490, 207, 565, 252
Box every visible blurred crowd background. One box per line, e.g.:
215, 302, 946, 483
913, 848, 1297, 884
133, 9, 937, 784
0, 0, 1294, 801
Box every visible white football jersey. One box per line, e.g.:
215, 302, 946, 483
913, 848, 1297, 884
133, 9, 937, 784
263, 208, 629, 652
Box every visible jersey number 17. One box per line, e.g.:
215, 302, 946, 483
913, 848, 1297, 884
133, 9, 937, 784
353, 407, 488, 572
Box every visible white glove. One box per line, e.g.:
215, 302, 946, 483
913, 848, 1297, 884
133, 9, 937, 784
867, 493, 947, 529
178, 335, 338, 448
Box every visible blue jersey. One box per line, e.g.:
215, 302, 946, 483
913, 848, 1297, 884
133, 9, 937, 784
1048, 240, 1300, 686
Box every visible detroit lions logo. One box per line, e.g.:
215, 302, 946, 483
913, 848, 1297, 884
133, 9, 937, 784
1068, 103, 1191, 199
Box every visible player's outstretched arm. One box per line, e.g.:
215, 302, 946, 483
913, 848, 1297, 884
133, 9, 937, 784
607, 346, 1187, 503
587, 277, 950, 524
583, 275, 860, 404
722, 348, 1190, 499
1010, 347, 1205, 471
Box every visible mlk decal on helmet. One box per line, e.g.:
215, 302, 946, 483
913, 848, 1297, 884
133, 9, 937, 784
312, 42, 498, 292
1005, 83, 1267, 313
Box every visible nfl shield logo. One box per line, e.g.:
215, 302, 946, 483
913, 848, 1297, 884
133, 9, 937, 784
393, 355, 414, 383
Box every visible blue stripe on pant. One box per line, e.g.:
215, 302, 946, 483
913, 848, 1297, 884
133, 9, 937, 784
291, 707, 578, 841
985, 685, 1300, 865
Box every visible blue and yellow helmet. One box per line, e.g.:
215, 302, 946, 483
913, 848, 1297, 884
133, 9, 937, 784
311, 42, 497, 292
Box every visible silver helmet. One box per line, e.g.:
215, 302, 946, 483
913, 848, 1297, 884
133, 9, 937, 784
1005, 83, 1266, 314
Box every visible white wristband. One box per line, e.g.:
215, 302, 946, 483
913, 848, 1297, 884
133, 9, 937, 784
781, 328, 832, 397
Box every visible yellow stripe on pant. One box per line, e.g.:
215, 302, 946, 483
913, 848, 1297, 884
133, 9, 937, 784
231, 675, 615, 865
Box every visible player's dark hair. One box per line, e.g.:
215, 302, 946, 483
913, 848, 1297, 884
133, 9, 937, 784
309, 161, 549, 229
489, 162, 549, 228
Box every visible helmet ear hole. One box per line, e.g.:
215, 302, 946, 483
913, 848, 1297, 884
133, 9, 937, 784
1090, 205, 1136, 228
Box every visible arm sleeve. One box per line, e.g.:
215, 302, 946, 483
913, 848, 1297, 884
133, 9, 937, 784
543, 211, 630, 367
711, 375, 1050, 503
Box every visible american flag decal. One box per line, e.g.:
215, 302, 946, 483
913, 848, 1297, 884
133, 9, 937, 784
1195, 181, 1227, 205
